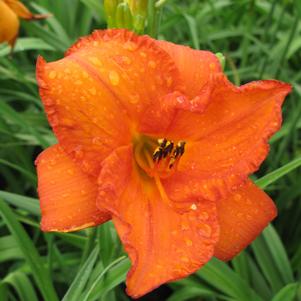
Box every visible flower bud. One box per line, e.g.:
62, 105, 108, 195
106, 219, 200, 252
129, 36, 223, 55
215, 52, 226, 70
104, 0, 118, 28
116, 2, 133, 29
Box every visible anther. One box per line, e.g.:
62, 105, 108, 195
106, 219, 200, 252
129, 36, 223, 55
162, 141, 174, 158
152, 138, 186, 169
152, 146, 164, 162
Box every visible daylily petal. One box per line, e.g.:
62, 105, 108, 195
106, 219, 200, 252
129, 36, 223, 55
163, 77, 291, 202
140, 42, 222, 137
36, 144, 110, 232
0, 0, 19, 46
36, 55, 131, 176
36, 29, 183, 176
97, 146, 219, 298
214, 180, 277, 261
156, 40, 222, 99
3, 0, 48, 20
66, 29, 183, 124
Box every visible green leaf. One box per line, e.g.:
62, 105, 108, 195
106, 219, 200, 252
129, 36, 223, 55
0, 191, 40, 216
0, 200, 58, 301
271, 283, 298, 301
4, 272, 39, 301
0, 235, 23, 263
183, 14, 200, 50
87, 258, 130, 300
256, 157, 301, 188
82, 256, 126, 301
196, 258, 263, 301
262, 225, 294, 284
62, 246, 99, 301
167, 286, 222, 301
0, 38, 54, 57
251, 236, 284, 293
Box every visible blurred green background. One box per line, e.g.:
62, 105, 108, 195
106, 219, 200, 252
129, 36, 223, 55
0, 0, 301, 300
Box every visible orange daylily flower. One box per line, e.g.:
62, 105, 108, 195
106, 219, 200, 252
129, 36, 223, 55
0, 0, 49, 47
35, 29, 291, 298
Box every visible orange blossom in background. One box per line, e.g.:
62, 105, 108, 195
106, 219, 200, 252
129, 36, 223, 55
0, 0, 49, 48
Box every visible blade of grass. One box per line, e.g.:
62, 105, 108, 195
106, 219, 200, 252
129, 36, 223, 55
0, 200, 58, 301
255, 156, 301, 189
62, 246, 99, 301
271, 283, 298, 301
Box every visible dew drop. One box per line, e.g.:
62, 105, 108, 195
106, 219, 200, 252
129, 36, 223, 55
122, 56, 131, 64
49, 71, 57, 79
89, 87, 97, 95
148, 61, 156, 68
181, 223, 189, 231
198, 224, 212, 238
166, 76, 173, 87
99, 190, 106, 197
44, 98, 54, 106
181, 256, 189, 262
234, 194, 242, 201
129, 93, 140, 104
246, 214, 252, 221
185, 239, 193, 246
123, 41, 138, 51
89, 57, 102, 66
176, 96, 185, 104
210, 63, 216, 70
109, 71, 120, 86
67, 169, 74, 175
61, 118, 74, 127
74, 148, 84, 159
198, 211, 209, 221
92, 137, 102, 145
190, 203, 197, 210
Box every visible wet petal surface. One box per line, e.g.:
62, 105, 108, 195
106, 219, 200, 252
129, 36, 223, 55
36, 144, 110, 232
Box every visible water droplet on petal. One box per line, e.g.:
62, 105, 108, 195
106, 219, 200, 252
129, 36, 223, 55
198, 224, 212, 238
89, 87, 97, 95
129, 93, 140, 104
109, 71, 120, 86
185, 239, 193, 246
181, 256, 189, 262
123, 41, 138, 51
148, 61, 156, 68
234, 194, 242, 201
49, 71, 57, 79
89, 57, 102, 66
181, 223, 189, 231
123, 56, 131, 64
190, 203, 197, 210
92, 137, 102, 145
67, 169, 74, 175
198, 211, 209, 221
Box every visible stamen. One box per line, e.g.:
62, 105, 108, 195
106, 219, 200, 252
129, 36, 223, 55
154, 175, 173, 207
152, 138, 186, 170
134, 135, 186, 179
